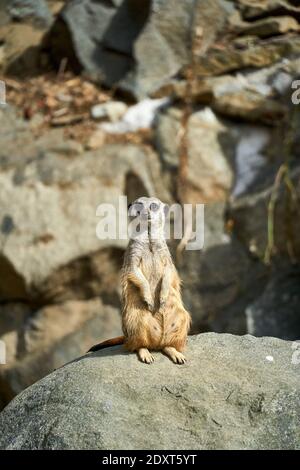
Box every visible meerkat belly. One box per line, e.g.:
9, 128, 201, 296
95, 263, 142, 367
140, 253, 164, 299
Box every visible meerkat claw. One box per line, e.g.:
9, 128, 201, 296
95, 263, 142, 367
163, 347, 186, 365
138, 348, 154, 364
174, 353, 186, 364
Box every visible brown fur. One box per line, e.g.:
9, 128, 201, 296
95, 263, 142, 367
88, 197, 191, 364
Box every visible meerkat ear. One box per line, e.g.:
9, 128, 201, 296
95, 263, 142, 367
164, 204, 169, 216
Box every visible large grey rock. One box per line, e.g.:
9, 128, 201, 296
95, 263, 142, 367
6, 0, 52, 27
155, 107, 275, 334
179, 203, 268, 335
236, 16, 300, 39
155, 107, 235, 203
229, 165, 300, 260
194, 35, 300, 77
0, 333, 299, 449
238, 0, 300, 22
0, 26, 42, 75
0, 0, 52, 75
167, 57, 299, 127
0, 298, 122, 407
228, 99, 300, 260
246, 266, 300, 340
49, 0, 228, 99
0, 106, 169, 302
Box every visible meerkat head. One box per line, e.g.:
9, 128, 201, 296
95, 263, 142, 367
128, 197, 168, 239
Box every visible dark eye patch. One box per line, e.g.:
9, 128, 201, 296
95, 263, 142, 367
150, 202, 159, 212
129, 202, 144, 216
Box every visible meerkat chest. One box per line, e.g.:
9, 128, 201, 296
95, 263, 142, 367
140, 249, 166, 287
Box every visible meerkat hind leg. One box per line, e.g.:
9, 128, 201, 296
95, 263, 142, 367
137, 348, 154, 364
163, 346, 186, 364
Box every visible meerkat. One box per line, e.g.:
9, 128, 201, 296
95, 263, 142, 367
88, 197, 191, 364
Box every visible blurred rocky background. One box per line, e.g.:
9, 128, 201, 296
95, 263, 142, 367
0, 0, 300, 410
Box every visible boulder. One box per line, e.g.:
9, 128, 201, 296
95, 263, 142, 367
208, 58, 298, 124
0, 333, 299, 450
246, 265, 300, 340
229, 165, 300, 260
178, 203, 268, 335
156, 56, 299, 110
6, 0, 53, 27
238, 0, 300, 22
227, 91, 300, 261
155, 107, 235, 203
194, 35, 300, 77
0, 0, 53, 75
155, 57, 299, 127
212, 89, 287, 125
0, 298, 122, 407
49, 0, 229, 99
0, 106, 170, 303
237, 16, 299, 38
0, 23, 46, 75
155, 107, 275, 334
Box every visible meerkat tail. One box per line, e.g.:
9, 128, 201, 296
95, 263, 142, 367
87, 336, 125, 352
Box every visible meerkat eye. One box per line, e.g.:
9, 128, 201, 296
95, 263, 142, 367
150, 202, 159, 212
136, 203, 144, 214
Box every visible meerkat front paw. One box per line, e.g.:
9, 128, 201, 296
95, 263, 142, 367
143, 292, 155, 312
159, 296, 167, 311
138, 348, 154, 364
171, 351, 186, 364
163, 347, 186, 365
